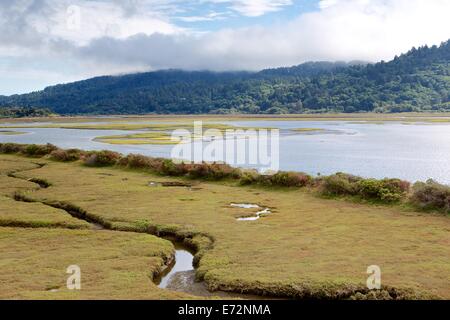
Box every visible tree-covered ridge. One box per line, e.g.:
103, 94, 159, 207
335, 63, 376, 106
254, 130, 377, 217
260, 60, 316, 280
0, 107, 54, 118
299, 42, 450, 113
1, 41, 449, 115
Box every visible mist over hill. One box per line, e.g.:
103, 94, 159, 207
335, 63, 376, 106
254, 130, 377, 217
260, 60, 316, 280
1, 41, 449, 115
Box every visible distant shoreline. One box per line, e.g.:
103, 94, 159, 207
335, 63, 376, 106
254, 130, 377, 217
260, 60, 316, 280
2, 112, 450, 123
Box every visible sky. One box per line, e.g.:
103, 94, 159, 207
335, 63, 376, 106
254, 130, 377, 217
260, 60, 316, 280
0, 0, 449, 95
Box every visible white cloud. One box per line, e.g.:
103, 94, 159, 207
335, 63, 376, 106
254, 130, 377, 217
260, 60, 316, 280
318, 0, 339, 9
75, 0, 450, 71
198, 0, 293, 17
5, 0, 183, 47
177, 11, 230, 22
228, 0, 293, 17
0, 0, 449, 94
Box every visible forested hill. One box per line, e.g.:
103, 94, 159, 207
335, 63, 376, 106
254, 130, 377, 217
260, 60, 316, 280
1, 41, 449, 115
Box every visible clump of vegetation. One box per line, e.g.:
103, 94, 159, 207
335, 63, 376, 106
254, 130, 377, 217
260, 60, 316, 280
318, 173, 362, 196
184, 163, 241, 181
410, 179, 450, 213
239, 170, 312, 188
119, 155, 240, 181
319, 173, 410, 203
49, 149, 84, 162
159, 159, 187, 176
265, 171, 312, 187
118, 154, 238, 180
239, 170, 260, 185
358, 178, 410, 202
118, 154, 169, 175
0, 143, 25, 154
118, 154, 152, 169
0, 142, 57, 157
22, 144, 58, 157
83, 150, 122, 167
256, 172, 313, 188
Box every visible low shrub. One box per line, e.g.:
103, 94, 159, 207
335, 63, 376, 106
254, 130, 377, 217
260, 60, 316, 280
49, 149, 83, 162
160, 159, 187, 176
410, 179, 450, 213
0, 143, 25, 154
185, 162, 241, 181
319, 173, 409, 203
184, 163, 212, 179
382, 178, 411, 194
267, 171, 312, 187
319, 173, 362, 196
239, 170, 259, 185
357, 178, 410, 203
118, 154, 152, 169
240, 171, 312, 187
143, 158, 165, 173
83, 150, 122, 167
22, 143, 58, 157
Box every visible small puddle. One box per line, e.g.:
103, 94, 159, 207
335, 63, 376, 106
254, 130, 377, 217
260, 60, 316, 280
237, 208, 272, 221
231, 203, 272, 221
231, 203, 260, 209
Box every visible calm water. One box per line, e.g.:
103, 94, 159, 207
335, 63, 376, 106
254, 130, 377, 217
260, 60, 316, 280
2, 120, 450, 183
157, 243, 194, 289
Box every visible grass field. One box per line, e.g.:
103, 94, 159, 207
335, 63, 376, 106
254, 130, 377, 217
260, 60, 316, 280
1, 153, 448, 299
0, 157, 193, 299
0, 195, 92, 229
0, 227, 189, 300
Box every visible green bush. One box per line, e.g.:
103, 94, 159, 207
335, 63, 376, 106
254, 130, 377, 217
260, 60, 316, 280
267, 171, 312, 187
357, 179, 385, 198
239, 170, 259, 185
240, 171, 312, 187
320, 173, 361, 196
84, 150, 122, 167
320, 174, 409, 203
22, 144, 58, 157
358, 178, 410, 203
410, 180, 450, 213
